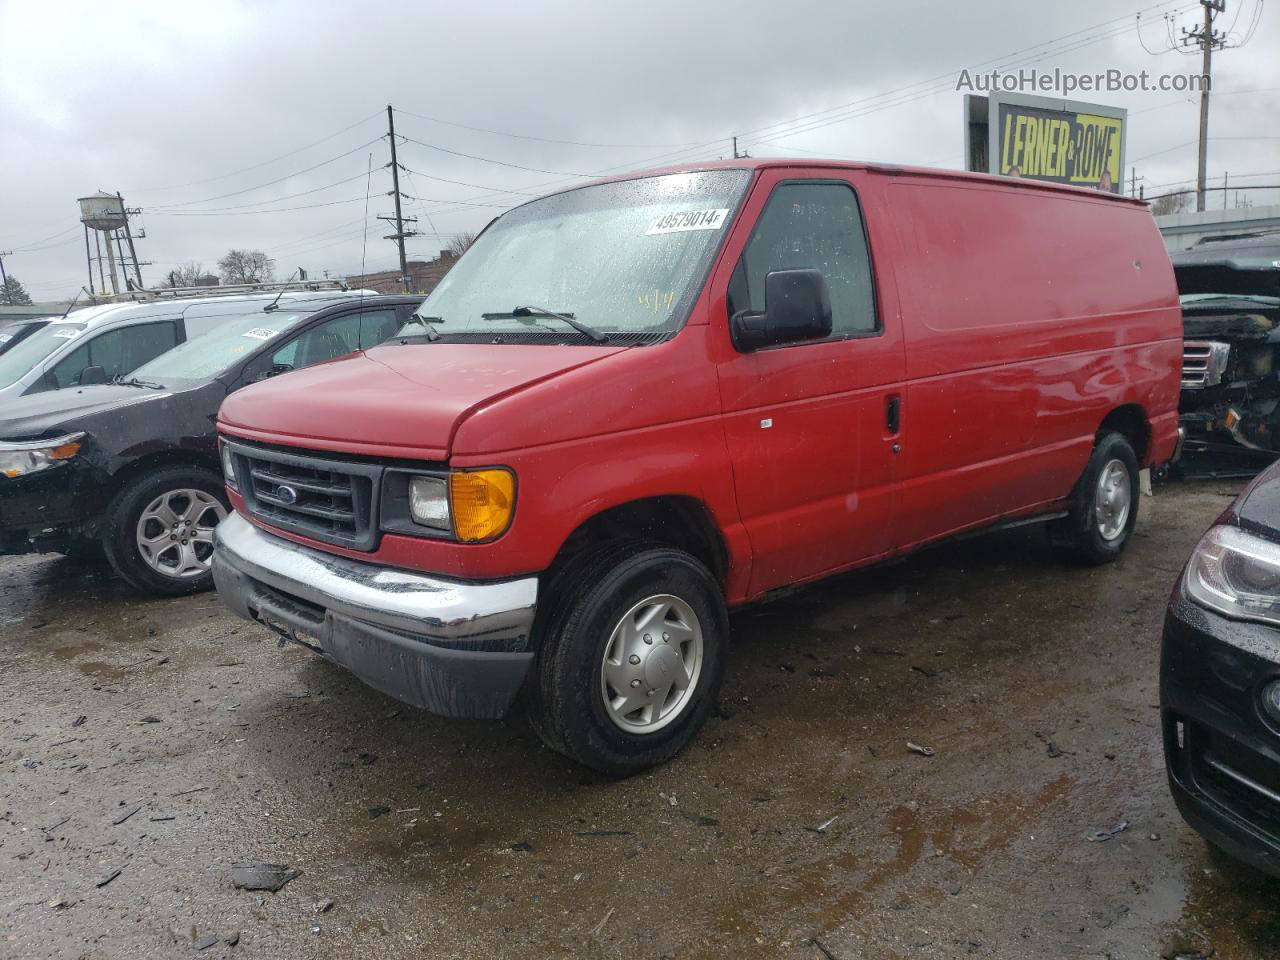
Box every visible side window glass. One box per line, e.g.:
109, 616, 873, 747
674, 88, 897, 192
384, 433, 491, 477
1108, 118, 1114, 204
272, 313, 361, 371
357, 309, 399, 349
729, 182, 878, 338
50, 343, 91, 388
111, 321, 179, 376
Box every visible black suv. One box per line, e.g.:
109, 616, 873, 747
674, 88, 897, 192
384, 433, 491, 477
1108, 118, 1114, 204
0, 294, 422, 595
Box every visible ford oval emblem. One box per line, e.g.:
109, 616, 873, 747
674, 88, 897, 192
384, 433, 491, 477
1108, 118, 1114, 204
276, 484, 298, 505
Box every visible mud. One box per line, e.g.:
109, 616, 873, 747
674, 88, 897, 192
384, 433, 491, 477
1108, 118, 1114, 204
2, 481, 1278, 959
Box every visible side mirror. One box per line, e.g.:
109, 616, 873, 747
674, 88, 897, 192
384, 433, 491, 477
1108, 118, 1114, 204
78, 365, 108, 386
730, 269, 833, 352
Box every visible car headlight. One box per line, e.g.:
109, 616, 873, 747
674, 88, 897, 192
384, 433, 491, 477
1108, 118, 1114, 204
219, 440, 239, 491
0, 433, 85, 479
1185, 524, 1280, 626
405, 469, 516, 542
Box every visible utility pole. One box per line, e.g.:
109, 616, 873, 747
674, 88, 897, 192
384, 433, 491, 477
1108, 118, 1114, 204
1129, 167, 1145, 199
0, 250, 11, 304
118, 193, 145, 289
381, 104, 416, 292
1223, 171, 1229, 210
732, 136, 750, 160
1182, 0, 1226, 212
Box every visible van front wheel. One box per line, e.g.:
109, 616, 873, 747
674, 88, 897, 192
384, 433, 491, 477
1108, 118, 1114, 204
527, 545, 728, 777
1050, 431, 1140, 565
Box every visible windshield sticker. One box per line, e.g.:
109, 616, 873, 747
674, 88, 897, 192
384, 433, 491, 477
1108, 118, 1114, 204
242, 327, 280, 341
52, 328, 79, 339
645, 208, 730, 235
0, 334, 11, 344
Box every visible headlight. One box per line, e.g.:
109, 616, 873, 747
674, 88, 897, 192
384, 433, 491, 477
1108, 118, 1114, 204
1185, 524, 1280, 626
0, 433, 85, 479
408, 476, 450, 530
449, 469, 516, 542
219, 441, 237, 490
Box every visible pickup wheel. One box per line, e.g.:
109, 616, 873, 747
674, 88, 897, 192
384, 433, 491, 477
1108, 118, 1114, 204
1049, 431, 1140, 565
527, 544, 728, 777
102, 466, 229, 597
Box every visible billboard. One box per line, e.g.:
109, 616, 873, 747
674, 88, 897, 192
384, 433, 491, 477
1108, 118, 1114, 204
964, 92, 1126, 194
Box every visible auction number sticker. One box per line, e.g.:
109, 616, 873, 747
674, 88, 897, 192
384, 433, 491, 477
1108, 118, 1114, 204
0, 334, 10, 344
646, 208, 730, 235
52, 328, 80, 339
242, 327, 280, 341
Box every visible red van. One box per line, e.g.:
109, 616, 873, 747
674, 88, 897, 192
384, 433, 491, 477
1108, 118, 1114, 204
212, 160, 1182, 775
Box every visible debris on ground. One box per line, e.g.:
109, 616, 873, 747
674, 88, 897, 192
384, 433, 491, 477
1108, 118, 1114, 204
906, 741, 936, 757
313, 899, 334, 914
367, 805, 391, 819
1034, 731, 1073, 758
230, 863, 301, 892
194, 934, 219, 951
805, 815, 839, 834
1088, 820, 1130, 843
95, 868, 122, 888
112, 804, 142, 825
678, 809, 719, 828
588, 906, 615, 938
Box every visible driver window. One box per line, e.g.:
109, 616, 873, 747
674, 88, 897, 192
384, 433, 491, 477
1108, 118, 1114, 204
270, 312, 362, 371
727, 182, 878, 338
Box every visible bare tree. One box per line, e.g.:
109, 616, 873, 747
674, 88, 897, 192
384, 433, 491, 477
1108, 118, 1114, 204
218, 249, 275, 285
1150, 192, 1192, 217
446, 232, 478, 259
166, 261, 207, 287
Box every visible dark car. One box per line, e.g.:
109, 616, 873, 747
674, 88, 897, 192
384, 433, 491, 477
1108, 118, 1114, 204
1162, 458, 1280, 877
0, 317, 53, 356
0, 294, 422, 596
1174, 231, 1280, 470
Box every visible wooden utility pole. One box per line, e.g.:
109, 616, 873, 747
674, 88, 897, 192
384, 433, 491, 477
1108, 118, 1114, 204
0, 250, 11, 304
1182, 0, 1226, 212
381, 105, 417, 292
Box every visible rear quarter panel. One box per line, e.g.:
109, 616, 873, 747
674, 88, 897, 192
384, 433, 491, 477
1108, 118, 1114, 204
884, 175, 1181, 548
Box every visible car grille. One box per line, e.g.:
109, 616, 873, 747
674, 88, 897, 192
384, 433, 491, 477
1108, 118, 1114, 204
226, 442, 383, 551
1182, 340, 1230, 389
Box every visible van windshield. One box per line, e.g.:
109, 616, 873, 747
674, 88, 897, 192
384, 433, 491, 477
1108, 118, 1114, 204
0, 322, 86, 389
399, 169, 751, 342
131, 312, 306, 382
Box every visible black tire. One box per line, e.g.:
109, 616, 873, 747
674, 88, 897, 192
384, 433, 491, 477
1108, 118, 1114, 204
1048, 431, 1140, 565
526, 543, 729, 777
101, 465, 230, 597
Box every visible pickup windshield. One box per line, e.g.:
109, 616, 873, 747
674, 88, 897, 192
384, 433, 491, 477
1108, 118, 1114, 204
398, 169, 751, 341
0, 322, 86, 389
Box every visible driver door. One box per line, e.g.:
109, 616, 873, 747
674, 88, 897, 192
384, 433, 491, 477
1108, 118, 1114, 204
713, 171, 905, 595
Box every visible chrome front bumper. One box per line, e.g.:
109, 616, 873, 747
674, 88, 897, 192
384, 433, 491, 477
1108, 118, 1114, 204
212, 511, 538, 719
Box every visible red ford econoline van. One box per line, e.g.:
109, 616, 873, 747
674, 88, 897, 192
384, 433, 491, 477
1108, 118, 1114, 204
212, 160, 1182, 775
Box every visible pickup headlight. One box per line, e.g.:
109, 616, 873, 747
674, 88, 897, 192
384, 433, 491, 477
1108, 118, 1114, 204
1185, 524, 1280, 626
400, 468, 516, 542
0, 433, 85, 479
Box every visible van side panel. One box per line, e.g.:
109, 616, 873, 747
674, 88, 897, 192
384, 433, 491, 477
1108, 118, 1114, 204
885, 176, 1181, 550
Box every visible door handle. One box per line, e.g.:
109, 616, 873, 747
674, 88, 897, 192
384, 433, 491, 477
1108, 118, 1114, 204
885, 395, 901, 435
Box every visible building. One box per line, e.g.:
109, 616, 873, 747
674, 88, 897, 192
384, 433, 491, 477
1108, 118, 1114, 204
0, 302, 74, 326
346, 251, 459, 295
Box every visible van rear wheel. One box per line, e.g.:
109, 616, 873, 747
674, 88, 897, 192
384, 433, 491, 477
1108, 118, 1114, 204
1049, 431, 1140, 565
526, 544, 728, 777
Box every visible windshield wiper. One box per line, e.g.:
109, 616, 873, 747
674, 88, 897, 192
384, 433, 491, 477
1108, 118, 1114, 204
401, 314, 442, 342
482, 306, 610, 344
113, 376, 166, 390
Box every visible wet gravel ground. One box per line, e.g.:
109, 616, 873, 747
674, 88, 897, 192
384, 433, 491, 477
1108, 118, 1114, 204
2, 481, 1279, 960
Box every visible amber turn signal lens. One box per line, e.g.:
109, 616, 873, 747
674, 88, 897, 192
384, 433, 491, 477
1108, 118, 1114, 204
50, 441, 81, 460
449, 469, 516, 542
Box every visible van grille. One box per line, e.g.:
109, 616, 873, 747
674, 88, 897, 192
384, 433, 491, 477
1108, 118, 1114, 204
229, 444, 382, 551
1182, 340, 1231, 389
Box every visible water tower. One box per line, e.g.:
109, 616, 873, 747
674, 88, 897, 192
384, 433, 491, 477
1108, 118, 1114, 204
78, 191, 144, 295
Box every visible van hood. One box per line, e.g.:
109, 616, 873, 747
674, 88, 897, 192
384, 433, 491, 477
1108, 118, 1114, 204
217, 342, 625, 459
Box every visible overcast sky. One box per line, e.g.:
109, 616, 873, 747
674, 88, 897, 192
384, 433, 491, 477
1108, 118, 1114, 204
2, 0, 1277, 301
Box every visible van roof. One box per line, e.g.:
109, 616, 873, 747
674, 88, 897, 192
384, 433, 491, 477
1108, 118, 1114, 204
574, 157, 1148, 207
52, 290, 380, 330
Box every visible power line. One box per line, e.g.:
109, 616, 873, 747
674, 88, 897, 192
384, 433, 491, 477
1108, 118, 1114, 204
392, 108, 701, 150
394, 134, 596, 177
147, 197, 369, 217
142, 137, 385, 209
132, 110, 384, 192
